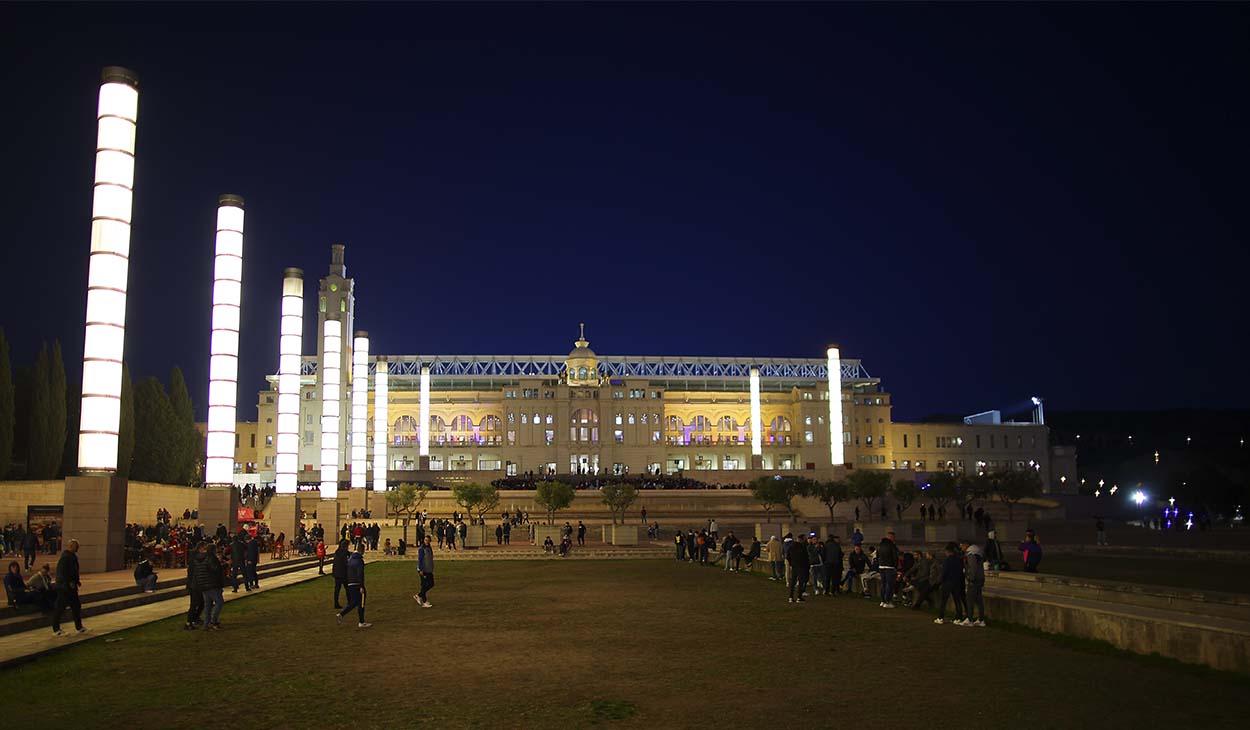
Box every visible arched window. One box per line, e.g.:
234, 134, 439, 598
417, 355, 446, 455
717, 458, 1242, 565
769, 416, 791, 433
691, 415, 711, 432
451, 415, 474, 432
482, 415, 501, 432
393, 415, 419, 445
668, 415, 683, 431
719, 416, 736, 431
579, 367, 588, 380
569, 408, 599, 443
521, 413, 528, 425
571, 408, 598, 425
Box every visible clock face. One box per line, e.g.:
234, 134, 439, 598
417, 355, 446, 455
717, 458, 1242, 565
330, 283, 338, 292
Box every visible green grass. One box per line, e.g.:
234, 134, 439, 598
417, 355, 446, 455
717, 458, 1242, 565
1038, 553, 1250, 594
1, 560, 1247, 729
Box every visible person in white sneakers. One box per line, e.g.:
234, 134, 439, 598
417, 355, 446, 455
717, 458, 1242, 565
336, 543, 371, 628
960, 538, 987, 627
413, 535, 435, 608
933, 541, 966, 625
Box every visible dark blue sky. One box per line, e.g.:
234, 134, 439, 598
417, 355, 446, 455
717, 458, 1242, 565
1, 2, 1247, 421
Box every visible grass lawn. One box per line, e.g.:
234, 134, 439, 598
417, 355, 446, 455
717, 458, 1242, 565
1038, 553, 1250, 594
1, 559, 1246, 729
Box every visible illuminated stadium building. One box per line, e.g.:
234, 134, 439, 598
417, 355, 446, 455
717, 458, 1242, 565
245, 247, 1073, 492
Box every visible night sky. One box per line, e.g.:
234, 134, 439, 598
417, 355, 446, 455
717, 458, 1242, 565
1, 3, 1247, 422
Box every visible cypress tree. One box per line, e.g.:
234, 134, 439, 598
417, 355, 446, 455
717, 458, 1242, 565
0, 328, 14, 479
118, 363, 135, 480
47, 340, 67, 476
168, 366, 198, 484
132, 376, 176, 483
60, 380, 79, 477
26, 343, 53, 478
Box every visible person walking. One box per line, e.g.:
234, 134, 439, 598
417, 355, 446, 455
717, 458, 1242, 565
877, 530, 900, 608
50, 540, 86, 636
934, 541, 966, 625
785, 532, 810, 603
961, 539, 987, 627
766, 535, 783, 581
337, 543, 371, 628
414, 535, 435, 608
331, 538, 350, 609
22, 529, 38, 571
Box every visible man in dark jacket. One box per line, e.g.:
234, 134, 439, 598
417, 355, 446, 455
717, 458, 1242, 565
414, 535, 435, 607
230, 530, 247, 592
22, 529, 39, 570
841, 545, 869, 595
934, 541, 966, 625
185, 546, 203, 630
133, 555, 157, 593
877, 531, 900, 608
336, 543, 371, 628
196, 542, 226, 629
785, 533, 810, 603
331, 539, 350, 609
244, 533, 260, 591
824, 537, 844, 595
51, 539, 85, 636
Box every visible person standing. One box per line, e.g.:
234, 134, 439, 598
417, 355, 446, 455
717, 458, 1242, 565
245, 532, 260, 591
503, 521, 511, 545
785, 532, 810, 603
495, 524, 504, 545
641, 507, 647, 524
331, 539, 350, 609
1095, 517, 1107, 546
22, 528, 38, 571
823, 536, 844, 595
51, 539, 86, 636
806, 535, 824, 591
960, 538, 986, 627
196, 542, 225, 630
229, 529, 246, 593
674, 530, 685, 561
1019, 530, 1043, 573
414, 535, 435, 608
576, 521, 586, 546
184, 544, 203, 630
766, 535, 783, 581
337, 543, 371, 628
877, 530, 900, 608
934, 541, 966, 625
316, 539, 327, 575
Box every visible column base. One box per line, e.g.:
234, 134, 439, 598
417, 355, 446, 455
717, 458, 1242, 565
63, 474, 127, 573
266, 494, 300, 544
318, 498, 341, 546
200, 485, 240, 535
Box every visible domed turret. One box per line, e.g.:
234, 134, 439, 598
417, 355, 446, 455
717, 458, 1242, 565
565, 323, 601, 385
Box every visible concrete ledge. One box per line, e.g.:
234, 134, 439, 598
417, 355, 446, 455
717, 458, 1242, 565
988, 571, 1250, 621
985, 585, 1250, 674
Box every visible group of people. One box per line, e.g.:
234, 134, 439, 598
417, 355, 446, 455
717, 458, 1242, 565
4, 539, 88, 636
1, 521, 61, 565
322, 533, 440, 630
488, 473, 748, 492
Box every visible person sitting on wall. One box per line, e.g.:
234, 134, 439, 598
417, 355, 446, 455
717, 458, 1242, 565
134, 554, 158, 593
6, 561, 52, 611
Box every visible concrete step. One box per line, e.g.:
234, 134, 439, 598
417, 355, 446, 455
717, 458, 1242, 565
0, 555, 321, 637
987, 571, 1250, 622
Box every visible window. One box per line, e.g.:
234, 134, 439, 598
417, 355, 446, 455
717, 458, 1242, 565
522, 388, 538, 399
650, 391, 660, 399
235, 434, 240, 448
916, 434, 921, 448
507, 430, 516, 445
304, 430, 314, 443
652, 431, 661, 443
250, 434, 256, 448
265, 435, 273, 446
506, 462, 517, 476
976, 434, 981, 448
903, 434, 908, 448
545, 430, 554, 445
915, 460, 925, 470
305, 391, 315, 400
817, 416, 824, 425
545, 414, 553, 424
804, 415, 812, 425
991, 434, 996, 448
544, 390, 555, 399
521, 413, 528, 424
339, 299, 346, 313
804, 431, 813, 443
803, 392, 813, 400
865, 435, 873, 445
614, 430, 624, 443
505, 389, 517, 399
264, 456, 273, 467
319, 296, 326, 312
641, 413, 648, 424
306, 414, 313, 424
628, 413, 635, 425
533, 412, 539, 424
879, 434, 885, 446
614, 413, 623, 425
613, 390, 624, 399
507, 412, 515, 424
902, 459, 910, 469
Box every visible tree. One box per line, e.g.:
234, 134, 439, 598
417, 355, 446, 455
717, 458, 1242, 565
132, 377, 177, 483
168, 367, 200, 484
60, 379, 79, 477
46, 340, 67, 478
118, 364, 135, 479
535, 480, 575, 524
810, 479, 849, 524
466, 483, 501, 524
25, 343, 53, 478
385, 482, 429, 544
847, 469, 890, 520
0, 328, 13, 479
926, 471, 958, 518
991, 469, 1043, 522
891, 479, 920, 516
600, 481, 639, 524
749, 475, 811, 522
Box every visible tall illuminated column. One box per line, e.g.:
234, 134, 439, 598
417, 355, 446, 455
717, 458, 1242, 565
320, 314, 343, 498
350, 332, 369, 490
749, 367, 763, 469
372, 357, 388, 491
419, 365, 431, 466
827, 345, 845, 466
77, 67, 138, 474
204, 195, 245, 486
274, 268, 303, 494
67, 67, 138, 573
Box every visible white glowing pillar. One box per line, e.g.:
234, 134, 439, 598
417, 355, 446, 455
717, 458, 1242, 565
320, 315, 342, 498
419, 365, 431, 457
749, 367, 762, 457
274, 268, 303, 494
203, 195, 245, 486
373, 357, 388, 491
350, 332, 369, 490
78, 67, 139, 473
827, 345, 845, 466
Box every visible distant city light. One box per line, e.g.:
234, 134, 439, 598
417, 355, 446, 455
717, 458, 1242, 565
1132, 490, 1147, 506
